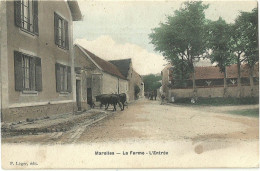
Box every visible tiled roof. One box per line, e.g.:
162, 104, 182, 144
109, 59, 131, 78
77, 45, 126, 79
226, 64, 259, 78
195, 64, 259, 79
194, 66, 224, 79
170, 64, 259, 80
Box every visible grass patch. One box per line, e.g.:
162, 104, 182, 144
226, 108, 259, 117
173, 97, 259, 106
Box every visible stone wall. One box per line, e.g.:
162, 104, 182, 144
168, 85, 259, 100
102, 72, 119, 94
133, 70, 143, 98
2, 102, 77, 123
102, 72, 128, 96
127, 65, 144, 101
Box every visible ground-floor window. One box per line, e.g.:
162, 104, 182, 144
55, 63, 71, 93
14, 51, 42, 92
22, 55, 35, 90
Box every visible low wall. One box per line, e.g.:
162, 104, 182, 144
168, 85, 259, 100
2, 102, 77, 123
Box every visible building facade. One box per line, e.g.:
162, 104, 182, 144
74, 44, 128, 107
161, 64, 172, 99
109, 59, 144, 101
0, 0, 82, 122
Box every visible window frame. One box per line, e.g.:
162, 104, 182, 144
14, 51, 42, 93
14, 0, 38, 35
21, 53, 36, 91
60, 64, 68, 92
56, 63, 71, 93
54, 12, 69, 50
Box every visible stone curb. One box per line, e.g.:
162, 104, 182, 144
2, 110, 112, 137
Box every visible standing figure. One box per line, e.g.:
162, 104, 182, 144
154, 89, 157, 100
161, 92, 165, 105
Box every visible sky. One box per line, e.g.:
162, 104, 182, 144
73, 0, 257, 75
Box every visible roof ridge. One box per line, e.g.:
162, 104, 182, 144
75, 44, 126, 80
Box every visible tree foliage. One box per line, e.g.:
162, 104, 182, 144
149, 2, 258, 95
207, 17, 233, 73
235, 8, 258, 67
171, 59, 191, 88
143, 74, 162, 92
149, 1, 209, 91
229, 8, 258, 95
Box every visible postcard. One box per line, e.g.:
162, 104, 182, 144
1, 0, 259, 169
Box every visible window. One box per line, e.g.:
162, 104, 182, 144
54, 13, 69, 49
14, 51, 42, 92
60, 65, 67, 91
14, 0, 38, 35
55, 63, 71, 93
22, 55, 34, 90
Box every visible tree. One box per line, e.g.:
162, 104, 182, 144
171, 59, 191, 88
143, 74, 162, 92
149, 1, 209, 97
230, 8, 258, 97
237, 8, 258, 96
207, 17, 233, 96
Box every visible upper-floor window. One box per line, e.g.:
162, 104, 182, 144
14, 51, 42, 92
14, 0, 38, 35
54, 13, 69, 50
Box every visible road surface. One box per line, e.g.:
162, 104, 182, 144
2, 99, 259, 168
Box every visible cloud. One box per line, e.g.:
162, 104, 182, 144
74, 36, 167, 75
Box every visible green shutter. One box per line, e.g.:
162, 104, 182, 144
14, 0, 22, 27
14, 51, 23, 91
67, 66, 72, 92
55, 63, 61, 92
35, 57, 42, 91
54, 13, 58, 45
64, 20, 69, 50
33, 0, 39, 35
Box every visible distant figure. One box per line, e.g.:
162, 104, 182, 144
150, 91, 154, 100
161, 92, 165, 105
154, 90, 157, 100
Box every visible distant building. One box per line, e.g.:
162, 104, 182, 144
161, 64, 259, 100
74, 44, 128, 108
161, 64, 173, 99
0, 0, 82, 122
109, 59, 144, 101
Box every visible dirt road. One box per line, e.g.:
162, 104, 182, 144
3, 99, 259, 144
2, 99, 259, 168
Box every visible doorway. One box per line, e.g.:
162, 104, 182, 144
87, 88, 92, 105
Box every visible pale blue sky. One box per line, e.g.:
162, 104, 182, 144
73, 0, 257, 75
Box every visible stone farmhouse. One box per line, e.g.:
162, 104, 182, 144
74, 44, 129, 110
109, 59, 144, 101
161, 63, 259, 101
0, 0, 82, 122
